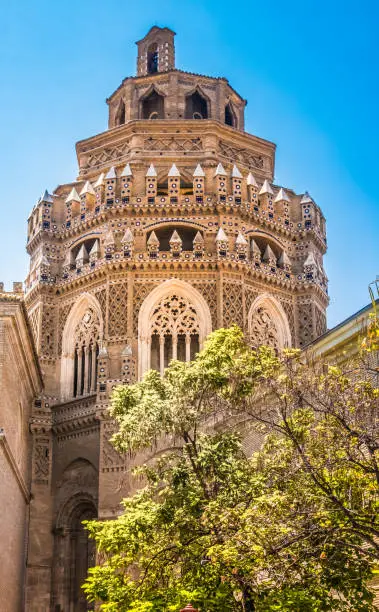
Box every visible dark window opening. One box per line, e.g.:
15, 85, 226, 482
142, 89, 164, 119
115, 100, 126, 126
147, 44, 159, 74
147, 226, 200, 251
185, 91, 208, 119
225, 102, 236, 127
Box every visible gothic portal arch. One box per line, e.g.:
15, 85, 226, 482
60, 293, 104, 401
138, 279, 212, 378
53, 489, 97, 612
248, 293, 291, 349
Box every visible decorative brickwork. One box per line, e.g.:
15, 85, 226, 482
223, 281, 244, 328
133, 281, 159, 335
191, 280, 217, 329
298, 301, 314, 347
40, 300, 56, 360
108, 281, 128, 339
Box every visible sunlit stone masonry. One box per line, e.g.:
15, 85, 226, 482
19, 25, 328, 611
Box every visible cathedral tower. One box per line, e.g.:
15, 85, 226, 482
24, 26, 328, 610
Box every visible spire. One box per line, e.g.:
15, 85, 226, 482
304, 251, 316, 266
214, 163, 226, 176
301, 192, 313, 204
121, 163, 133, 177
193, 231, 204, 243
146, 163, 157, 177
259, 180, 274, 195
65, 187, 81, 203
39, 190, 54, 204
246, 172, 258, 187
80, 181, 95, 196
232, 164, 243, 178
94, 173, 105, 187
76, 243, 88, 263
216, 227, 227, 241
89, 239, 100, 257
104, 228, 115, 245
278, 251, 291, 267
147, 230, 159, 244
263, 244, 276, 263
64, 250, 75, 267
105, 166, 117, 179
168, 163, 180, 177
169, 230, 182, 243
274, 187, 290, 203
121, 228, 133, 244
235, 232, 247, 245
193, 163, 205, 177
250, 239, 262, 257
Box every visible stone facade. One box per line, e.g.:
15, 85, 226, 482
3, 26, 330, 611
0, 292, 42, 612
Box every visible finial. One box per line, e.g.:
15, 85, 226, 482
259, 179, 274, 195
105, 166, 117, 179
80, 181, 95, 196
121, 163, 133, 177
232, 164, 242, 178
274, 187, 290, 203
168, 163, 180, 177
214, 163, 226, 176
216, 227, 227, 241
65, 187, 81, 203
146, 163, 157, 177
193, 163, 205, 177
247, 172, 258, 187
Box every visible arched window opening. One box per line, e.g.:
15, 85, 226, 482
225, 102, 236, 127
185, 91, 208, 119
147, 43, 159, 74
147, 226, 200, 251
149, 294, 201, 375
72, 308, 100, 398
250, 235, 281, 261
69, 238, 99, 270
70, 506, 96, 611
115, 100, 126, 126
142, 89, 164, 119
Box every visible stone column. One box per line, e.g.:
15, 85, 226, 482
159, 336, 165, 376
185, 335, 191, 362
91, 344, 97, 392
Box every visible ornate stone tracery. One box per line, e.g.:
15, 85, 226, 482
250, 306, 280, 348
248, 294, 292, 349
138, 279, 212, 377
60, 293, 104, 400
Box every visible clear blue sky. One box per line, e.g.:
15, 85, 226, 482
1, 0, 378, 328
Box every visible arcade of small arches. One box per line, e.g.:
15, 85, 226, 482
59, 284, 291, 399
115, 87, 238, 127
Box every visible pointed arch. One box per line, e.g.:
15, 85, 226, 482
248, 293, 291, 349
185, 87, 210, 119
138, 279, 212, 378
140, 86, 165, 119
115, 98, 126, 126
60, 293, 104, 400
225, 101, 237, 127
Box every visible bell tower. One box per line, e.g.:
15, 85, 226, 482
136, 26, 176, 76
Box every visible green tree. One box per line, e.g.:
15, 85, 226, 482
84, 326, 379, 611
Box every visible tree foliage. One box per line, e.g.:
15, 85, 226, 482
84, 325, 379, 611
